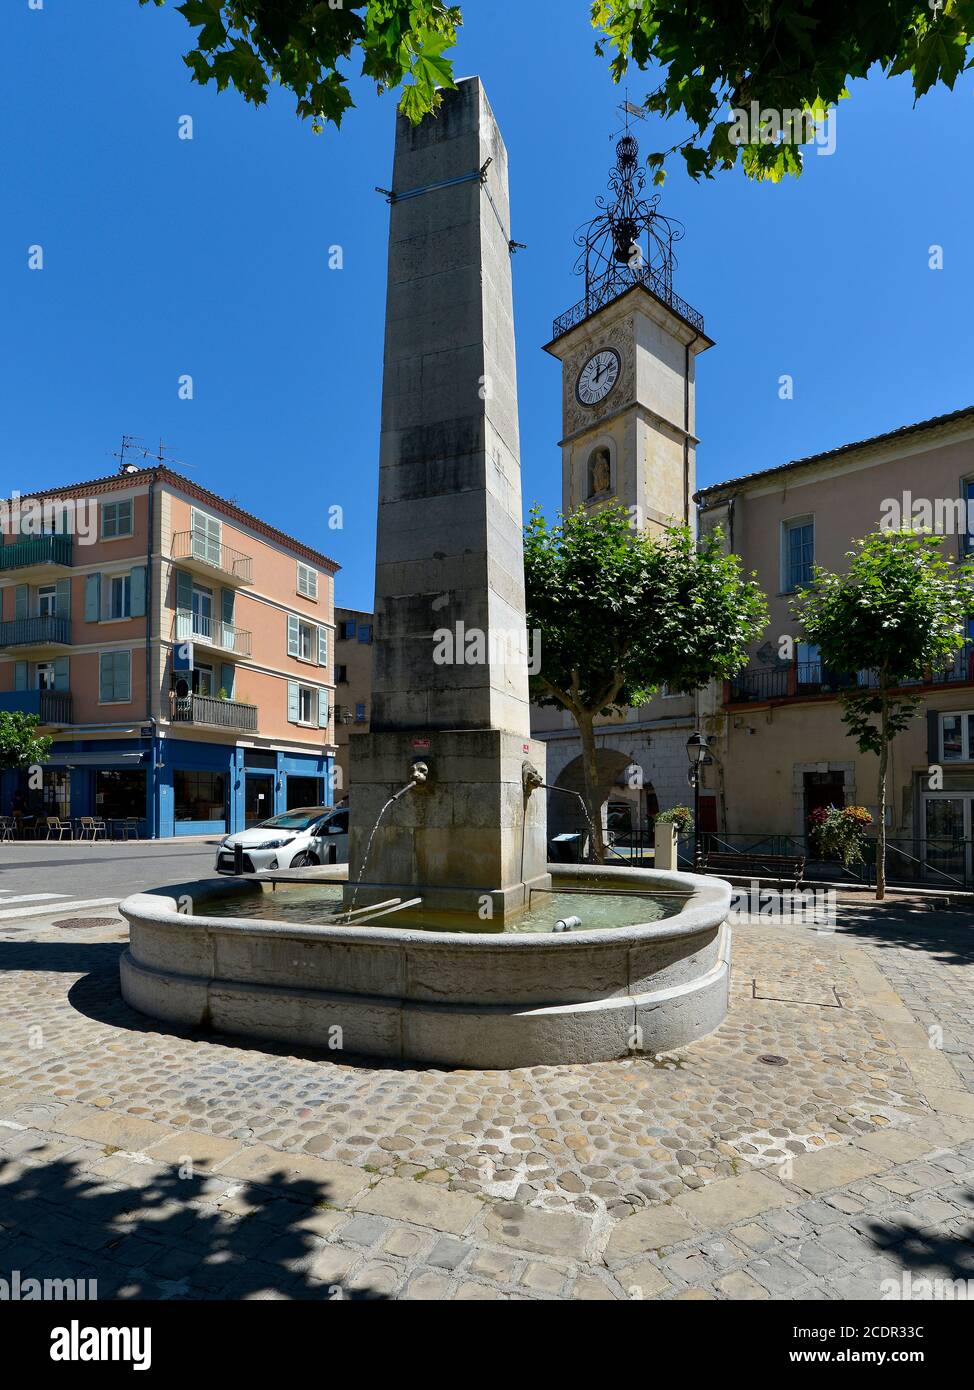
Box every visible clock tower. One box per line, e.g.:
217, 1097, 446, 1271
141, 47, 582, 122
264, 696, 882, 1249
544, 131, 713, 533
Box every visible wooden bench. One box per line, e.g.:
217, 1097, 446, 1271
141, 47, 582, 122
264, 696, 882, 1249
703, 851, 806, 889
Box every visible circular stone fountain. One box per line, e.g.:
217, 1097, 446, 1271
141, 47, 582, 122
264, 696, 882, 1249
119, 865, 730, 1068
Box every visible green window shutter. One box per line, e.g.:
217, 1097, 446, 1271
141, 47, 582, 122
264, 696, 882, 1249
85, 573, 101, 622
220, 663, 235, 699
99, 652, 112, 702
221, 589, 235, 624
53, 657, 69, 692
175, 568, 193, 615
287, 681, 300, 723
317, 689, 329, 729
14, 661, 28, 692
317, 625, 328, 667
115, 651, 131, 702
55, 577, 71, 617
287, 614, 300, 658
130, 566, 147, 618
14, 584, 28, 621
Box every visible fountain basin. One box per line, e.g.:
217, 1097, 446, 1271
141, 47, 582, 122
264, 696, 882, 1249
119, 865, 731, 1068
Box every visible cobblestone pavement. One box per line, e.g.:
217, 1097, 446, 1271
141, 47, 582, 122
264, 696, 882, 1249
0, 900, 972, 1300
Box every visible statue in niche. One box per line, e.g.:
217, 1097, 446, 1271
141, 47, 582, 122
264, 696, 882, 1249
587, 447, 612, 498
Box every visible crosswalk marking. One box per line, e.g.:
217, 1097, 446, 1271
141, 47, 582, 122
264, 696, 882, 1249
0, 893, 70, 903
0, 897, 121, 921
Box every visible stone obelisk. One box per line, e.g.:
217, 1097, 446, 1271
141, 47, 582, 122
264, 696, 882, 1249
347, 76, 549, 923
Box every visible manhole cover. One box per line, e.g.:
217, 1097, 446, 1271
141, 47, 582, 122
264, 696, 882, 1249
758, 1054, 789, 1067
53, 918, 119, 930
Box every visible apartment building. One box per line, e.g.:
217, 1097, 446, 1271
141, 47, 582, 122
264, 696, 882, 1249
696, 404, 974, 881
333, 607, 373, 798
0, 465, 339, 837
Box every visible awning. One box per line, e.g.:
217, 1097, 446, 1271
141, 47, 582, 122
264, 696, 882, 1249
45, 751, 148, 768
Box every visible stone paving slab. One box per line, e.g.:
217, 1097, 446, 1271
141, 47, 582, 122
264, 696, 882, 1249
0, 904, 972, 1299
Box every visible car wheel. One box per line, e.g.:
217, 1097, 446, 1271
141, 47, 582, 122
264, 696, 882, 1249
291, 851, 319, 869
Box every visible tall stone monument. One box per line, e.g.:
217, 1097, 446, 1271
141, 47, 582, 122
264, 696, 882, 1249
347, 76, 549, 924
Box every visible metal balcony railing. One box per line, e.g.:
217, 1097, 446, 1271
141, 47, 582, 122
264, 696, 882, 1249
169, 691, 257, 732
726, 646, 974, 705
0, 689, 73, 723
552, 262, 705, 340
174, 610, 252, 657
0, 535, 73, 571
171, 530, 253, 583
0, 615, 71, 648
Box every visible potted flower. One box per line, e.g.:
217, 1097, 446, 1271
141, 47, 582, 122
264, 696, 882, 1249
809, 804, 874, 868
653, 806, 694, 871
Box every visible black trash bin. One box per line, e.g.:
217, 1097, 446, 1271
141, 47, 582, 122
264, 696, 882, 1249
549, 832, 583, 864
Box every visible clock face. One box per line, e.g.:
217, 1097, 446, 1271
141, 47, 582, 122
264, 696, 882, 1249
576, 348, 621, 407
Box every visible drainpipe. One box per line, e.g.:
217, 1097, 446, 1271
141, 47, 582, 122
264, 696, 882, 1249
144, 471, 158, 836
683, 333, 701, 528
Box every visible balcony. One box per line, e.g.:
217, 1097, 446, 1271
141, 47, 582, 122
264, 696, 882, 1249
0, 535, 73, 574
174, 610, 252, 657
171, 531, 253, 585
726, 646, 974, 706
169, 691, 258, 733
0, 615, 71, 649
0, 689, 73, 724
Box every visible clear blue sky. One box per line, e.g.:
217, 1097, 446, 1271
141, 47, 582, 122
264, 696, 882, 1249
3, 1, 972, 609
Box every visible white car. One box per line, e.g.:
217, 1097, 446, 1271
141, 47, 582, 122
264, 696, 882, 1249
216, 806, 348, 875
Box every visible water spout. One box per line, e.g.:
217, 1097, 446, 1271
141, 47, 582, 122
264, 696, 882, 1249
347, 770, 425, 912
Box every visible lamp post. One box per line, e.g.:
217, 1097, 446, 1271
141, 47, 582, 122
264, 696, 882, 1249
686, 731, 710, 871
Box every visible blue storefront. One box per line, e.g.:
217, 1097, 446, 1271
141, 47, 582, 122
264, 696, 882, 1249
0, 729, 333, 838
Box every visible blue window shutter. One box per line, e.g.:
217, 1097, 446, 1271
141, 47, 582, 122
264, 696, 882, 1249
99, 652, 112, 701
55, 577, 71, 617
116, 651, 131, 702
317, 688, 329, 729
130, 566, 147, 618
14, 584, 28, 621
287, 614, 300, 657
287, 681, 300, 723
53, 657, 69, 692
175, 568, 193, 615
317, 625, 328, 667
221, 663, 235, 698
85, 573, 101, 622
14, 661, 27, 692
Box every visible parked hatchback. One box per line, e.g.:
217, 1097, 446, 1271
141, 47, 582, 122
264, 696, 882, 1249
216, 807, 348, 875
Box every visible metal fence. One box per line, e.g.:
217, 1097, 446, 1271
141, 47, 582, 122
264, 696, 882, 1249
698, 830, 974, 892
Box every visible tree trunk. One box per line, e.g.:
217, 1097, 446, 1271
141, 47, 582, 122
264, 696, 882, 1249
876, 695, 889, 902
577, 710, 607, 864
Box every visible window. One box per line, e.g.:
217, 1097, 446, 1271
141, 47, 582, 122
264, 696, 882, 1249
174, 770, 226, 823
193, 665, 214, 697
782, 517, 814, 592
107, 574, 132, 620
38, 584, 57, 617
101, 499, 133, 539
940, 713, 974, 762
358, 624, 373, 644
336, 664, 348, 685
99, 650, 131, 703
95, 769, 146, 820
191, 584, 213, 640
297, 562, 318, 600
190, 509, 222, 566
36, 662, 55, 691
965, 480, 974, 553
355, 702, 367, 723
288, 615, 326, 664
288, 681, 328, 728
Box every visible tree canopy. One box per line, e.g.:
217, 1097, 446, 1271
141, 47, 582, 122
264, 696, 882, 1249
0, 711, 52, 772
140, 0, 461, 129
524, 505, 767, 859
592, 0, 974, 183
793, 528, 974, 897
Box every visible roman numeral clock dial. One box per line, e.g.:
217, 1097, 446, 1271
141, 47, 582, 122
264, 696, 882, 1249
575, 348, 621, 407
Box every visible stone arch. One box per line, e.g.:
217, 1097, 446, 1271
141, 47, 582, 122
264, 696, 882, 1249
547, 746, 634, 837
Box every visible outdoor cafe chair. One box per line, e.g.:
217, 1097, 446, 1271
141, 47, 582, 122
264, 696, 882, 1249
44, 816, 73, 841
78, 816, 107, 842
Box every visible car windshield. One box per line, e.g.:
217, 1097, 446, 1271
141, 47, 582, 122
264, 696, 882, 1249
258, 810, 325, 832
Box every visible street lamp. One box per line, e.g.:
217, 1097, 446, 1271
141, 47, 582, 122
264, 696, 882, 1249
686, 731, 711, 871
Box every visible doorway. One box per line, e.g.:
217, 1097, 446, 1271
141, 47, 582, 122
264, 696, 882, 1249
245, 775, 274, 827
